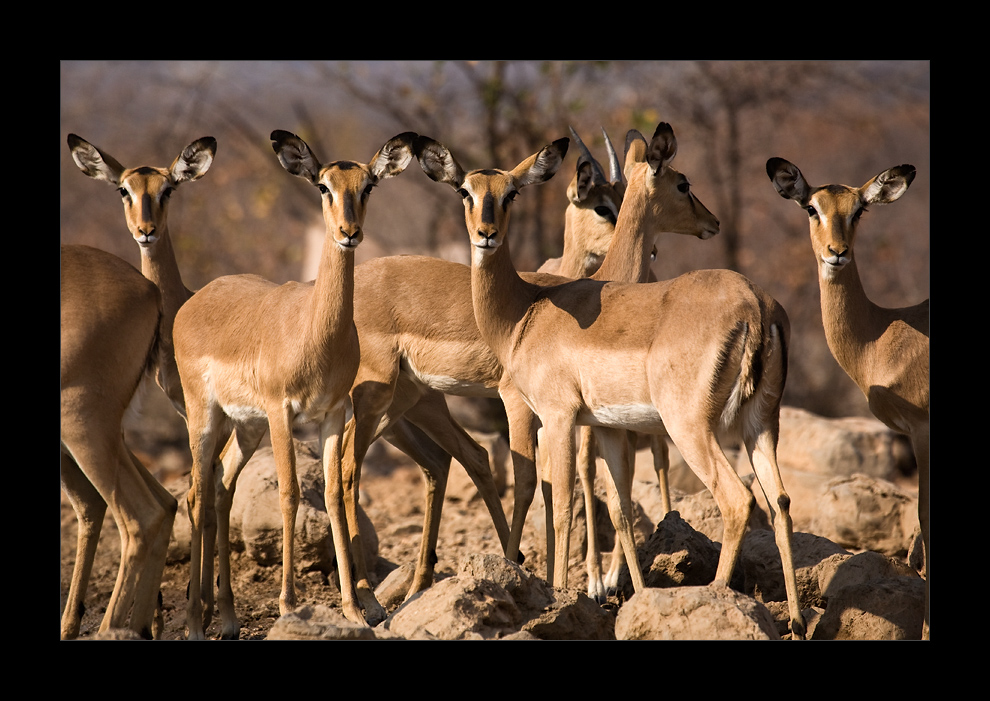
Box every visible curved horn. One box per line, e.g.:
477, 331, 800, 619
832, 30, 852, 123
567, 126, 607, 186
602, 128, 622, 186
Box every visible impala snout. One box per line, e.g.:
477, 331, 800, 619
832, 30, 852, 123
134, 225, 159, 247
473, 229, 500, 249
336, 226, 363, 249
698, 220, 720, 240
821, 244, 850, 269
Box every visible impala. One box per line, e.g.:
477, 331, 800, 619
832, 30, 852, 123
67, 134, 215, 414
173, 130, 416, 638
60, 244, 177, 639
418, 132, 805, 639
767, 157, 929, 638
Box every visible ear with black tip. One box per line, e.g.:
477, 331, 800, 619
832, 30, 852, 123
171, 137, 216, 185
271, 130, 323, 185
766, 157, 811, 206
645, 122, 677, 175
67, 134, 126, 186
512, 138, 569, 188
414, 135, 466, 190
369, 132, 418, 182
862, 165, 916, 205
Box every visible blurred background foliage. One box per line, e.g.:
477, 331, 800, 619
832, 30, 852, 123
60, 60, 929, 420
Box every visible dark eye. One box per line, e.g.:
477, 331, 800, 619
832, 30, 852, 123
457, 188, 470, 200
677, 182, 690, 194
853, 206, 867, 221
362, 184, 374, 201
594, 206, 617, 225
502, 191, 518, 209
804, 205, 818, 219
161, 187, 173, 202
117, 187, 131, 201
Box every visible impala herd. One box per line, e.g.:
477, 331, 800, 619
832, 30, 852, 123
60, 120, 930, 641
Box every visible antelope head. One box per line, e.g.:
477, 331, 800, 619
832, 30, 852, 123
767, 157, 916, 280
415, 135, 569, 255
623, 122, 720, 240
272, 130, 417, 250
68, 134, 216, 249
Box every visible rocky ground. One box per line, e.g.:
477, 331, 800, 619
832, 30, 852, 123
60, 391, 927, 640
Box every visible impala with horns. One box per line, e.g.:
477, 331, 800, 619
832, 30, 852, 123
540, 124, 720, 602
173, 130, 416, 638
417, 131, 805, 639
767, 157, 929, 638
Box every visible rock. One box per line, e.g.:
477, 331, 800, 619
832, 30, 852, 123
812, 575, 926, 640
741, 530, 848, 606
382, 554, 614, 640
385, 575, 523, 640
267, 604, 378, 640
776, 407, 914, 480
810, 474, 919, 557
616, 511, 727, 598
615, 585, 779, 640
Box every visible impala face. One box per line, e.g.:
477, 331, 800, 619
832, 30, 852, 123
271, 129, 417, 251
766, 157, 916, 282
623, 122, 720, 241
414, 134, 568, 257
457, 170, 519, 254
68, 134, 217, 250
803, 185, 865, 279
315, 161, 377, 250
116, 166, 177, 248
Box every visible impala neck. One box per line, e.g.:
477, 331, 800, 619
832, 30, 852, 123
138, 227, 191, 408
818, 257, 879, 383
309, 238, 356, 354
594, 174, 653, 284
471, 241, 536, 362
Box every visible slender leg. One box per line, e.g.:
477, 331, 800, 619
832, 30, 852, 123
746, 429, 805, 640
543, 413, 578, 589
382, 418, 451, 597
214, 423, 267, 639
500, 377, 537, 565
60, 452, 106, 640
576, 426, 606, 602
652, 434, 672, 516
320, 406, 369, 626
405, 392, 510, 553
185, 403, 223, 640
594, 428, 645, 592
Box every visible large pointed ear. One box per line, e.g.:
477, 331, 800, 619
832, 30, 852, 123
271, 130, 323, 185
511, 137, 568, 188
170, 137, 216, 186
67, 134, 126, 186
369, 132, 417, 182
415, 135, 466, 190
645, 122, 677, 175
766, 157, 812, 205
570, 159, 597, 203
623, 130, 647, 183
861, 165, 916, 205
